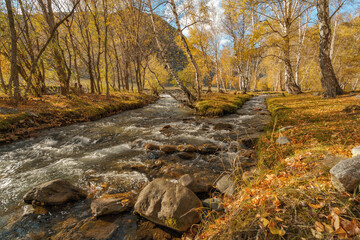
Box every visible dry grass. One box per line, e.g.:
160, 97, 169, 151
198, 93, 360, 239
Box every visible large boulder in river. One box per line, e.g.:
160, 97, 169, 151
134, 178, 202, 232
91, 192, 137, 217
23, 179, 86, 206
330, 155, 360, 192
178, 174, 212, 193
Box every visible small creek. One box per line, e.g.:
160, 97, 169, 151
0, 94, 270, 239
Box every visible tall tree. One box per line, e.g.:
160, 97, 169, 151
5, 0, 21, 101
317, 0, 343, 97
255, 0, 307, 94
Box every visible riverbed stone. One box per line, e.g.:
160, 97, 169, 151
23, 179, 87, 206
91, 192, 137, 217
51, 215, 132, 240
134, 178, 202, 232
213, 123, 233, 130
216, 174, 236, 197
330, 155, 360, 192
160, 145, 178, 154
178, 174, 212, 193
145, 143, 160, 151
134, 221, 172, 240
177, 145, 197, 153
22, 205, 49, 217
276, 136, 291, 145
198, 143, 220, 154
202, 198, 223, 211
177, 152, 196, 160
355, 95, 360, 99
351, 146, 360, 157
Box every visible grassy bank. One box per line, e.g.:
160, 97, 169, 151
199, 93, 360, 239
195, 92, 251, 116
0, 93, 158, 144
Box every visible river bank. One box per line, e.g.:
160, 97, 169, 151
199, 93, 360, 239
0, 93, 158, 145
0, 94, 269, 239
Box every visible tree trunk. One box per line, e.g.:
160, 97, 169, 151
170, 0, 201, 99
283, 26, 301, 94
5, 0, 21, 101
103, 0, 110, 99
38, 0, 69, 95
317, 0, 343, 97
148, 0, 196, 104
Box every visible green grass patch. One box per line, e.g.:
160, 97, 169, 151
195, 93, 251, 116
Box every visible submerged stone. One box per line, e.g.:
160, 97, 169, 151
160, 145, 178, 154
23, 179, 86, 206
91, 192, 137, 217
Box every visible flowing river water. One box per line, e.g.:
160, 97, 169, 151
0, 94, 270, 239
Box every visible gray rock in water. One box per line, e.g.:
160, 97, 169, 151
91, 192, 136, 217
178, 174, 211, 193
276, 136, 291, 145
216, 174, 236, 197
330, 155, 360, 192
355, 95, 360, 99
134, 178, 202, 232
23, 179, 87, 206
202, 198, 223, 211
351, 146, 360, 157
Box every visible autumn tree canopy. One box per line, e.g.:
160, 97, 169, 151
0, 0, 358, 104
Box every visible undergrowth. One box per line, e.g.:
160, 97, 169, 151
198, 93, 360, 239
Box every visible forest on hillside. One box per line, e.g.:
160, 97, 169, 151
1, 0, 359, 105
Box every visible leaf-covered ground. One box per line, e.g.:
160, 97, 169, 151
0, 93, 158, 144
195, 93, 251, 116
198, 93, 360, 239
